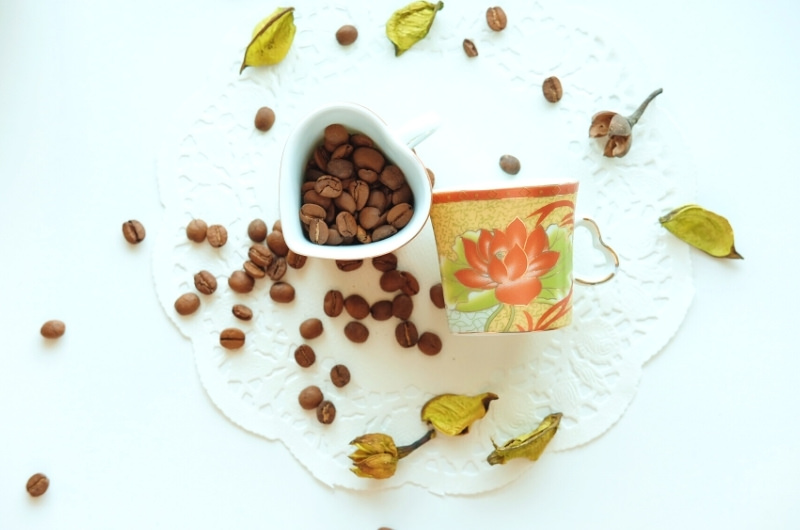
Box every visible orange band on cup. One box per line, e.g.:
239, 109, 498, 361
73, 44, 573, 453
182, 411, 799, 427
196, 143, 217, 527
432, 183, 579, 204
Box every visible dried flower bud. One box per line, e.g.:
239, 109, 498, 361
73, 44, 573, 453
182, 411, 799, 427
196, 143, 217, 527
589, 88, 662, 158
348, 430, 435, 479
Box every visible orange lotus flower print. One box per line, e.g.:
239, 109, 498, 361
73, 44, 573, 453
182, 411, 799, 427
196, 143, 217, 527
454, 218, 560, 306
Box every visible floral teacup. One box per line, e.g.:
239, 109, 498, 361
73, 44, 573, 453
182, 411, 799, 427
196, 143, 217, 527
429, 179, 618, 334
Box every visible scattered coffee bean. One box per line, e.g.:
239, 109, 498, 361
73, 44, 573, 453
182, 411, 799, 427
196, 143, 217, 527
243, 260, 267, 279
429, 283, 445, 309
336, 259, 362, 272
395, 321, 419, 348
324, 290, 344, 317
267, 230, 289, 256
194, 270, 217, 295
486, 6, 507, 31
372, 253, 398, 272
298, 385, 324, 410
40, 320, 65, 339
207, 224, 228, 248
232, 304, 253, 321
336, 24, 358, 46
248, 218, 268, 242
26, 473, 49, 497
379, 270, 405, 292
266, 256, 288, 281
294, 344, 316, 367
344, 294, 370, 320
254, 106, 276, 132
186, 219, 208, 242
344, 321, 369, 343
299, 318, 323, 339
228, 270, 255, 293
400, 271, 420, 296
392, 294, 414, 320
330, 364, 351, 388
174, 293, 200, 315
417, 332, 443, 356
316, 400, 336, 424
122, 220, 146, 244
220, 328, 245, 349
370, 300, 393, 321
463, 38, 478, 57
499, 154, 521, 175
270, 282, 295, 303
248, 244, 274, 268
542, 76, 563, 103
286, 250, 307, 269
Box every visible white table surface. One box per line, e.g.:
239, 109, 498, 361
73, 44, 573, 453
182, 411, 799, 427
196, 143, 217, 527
2, 1, 798, 528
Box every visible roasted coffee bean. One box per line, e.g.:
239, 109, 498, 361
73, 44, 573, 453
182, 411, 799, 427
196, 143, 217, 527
372, 253, 398, 272
315, 175, 343, 198
367, 189, 389, 212
358, 207, 384, 230
499, 154, 521, 175
286, 250, 307, 269
418, 332, 443, 355
270, 282, 295, 303
351, 180, 370, 210
194, 270, 217, 295
372, 225, 397, 242
350, 133, 374, 148
331, 143, 354, 160
387, 203, 413, 228
266, 230, 289, 256
254, 106, 276, 132
336, 259, 362, 272
358, 168, 379, 184
40, 320, 65, 339
463, 38, 478, 57
220, 328, 245, 349
400, 271, 420, 296
392, 294, 414, 321
356, 225, 371, 244
122, 220, 146, 244
243, 260, 267, 279
299, 318, 323, 339
325, 226, 344, 246
247, 218, 267, 242
344, 321, 369, 343
294, 344, 316, 367
326, 158, 355, 180
304, 188, 332, 209
335, 24, 358, 46
324, 123, 350, 149
314, 145, 331, 169
207, 224, 228, 248
273, 220, 282, 232
174, 293, 201, 315
186, 219, 208, 242
391, 184, 412, 205
336, 211, 358, 238
232, 304, 253, 321
429, 283, 445, 309
334, 192, 357, 214
352, 147, 385, 173
228, 270, 255, 293
486, 6, 507, 31
300, 203, 327, 225
26, 473, 49, 497
299, 385, 323, 410
344, 294, 370, 320
370, 300, 393, 321
324, 290, 344, 317
395, 321, 419, 348
379, 165, 406, 190
248, 244, 274, 268
316, 400, 336, 424
542, 76, 563, 103
380, 269, 405, 292
266, 256, 288, 281
307, 218, 329, 244
330, 364, 351, 387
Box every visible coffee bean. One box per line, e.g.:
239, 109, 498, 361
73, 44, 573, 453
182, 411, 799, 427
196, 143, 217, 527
391, 184, 413, 205
286, 250, 307, 269
429, 283, 445, 309
463, 38, 478, 57
358, 207, 384, 230
207, 224, 228, 247
220, 328, 245, 349
418, 332, 443, 356
315, 175, 343, 198
345, 294, 370, 320
336, 211, 358, 238
247, 218, 268, 242
331, 143, 354, 160
325, 226, 343, 246
122, 220, 146, 244
395, 321, 419, 348
367, 189, 389, 212
387, 203, 413, 229
336, 259, 362, 272
324, 124, 350, 149
307, 218, 329, 244
194, 270, 217, 295
294, 344, 316, 367
372, 225, 397, 242
326, 158, 355, 180
499, 154, 521, 175
358, 168, 379, 184
174, 293, 200, 315
248, 244, 274, 268
335, 24, 358, 45
273, 220, 282, 232
392, 294, 414, 320
266, 230, 289, 256
266, 256, 287, 281
351, 180, 370, 210
299, 318, 323, 339
330, 364, 351, 387
228, 270, 255, 294
372, 253, 398, 272
270, 282, 295, 303
400, 271, 420, 296
40, 320, 65, 339
352, 147, 385, 173
379, 165, 406, 190
304, 188, 332, 209
380, 269, 405, 292
186, 219, 208, 242
542, 76, 563, 103
243, 260, 267, 279
344, 321, 369, 343
26, 473, 49, 497
370, 300, 393, 321
316, 400, 336, 424
254, 106, 276, 132
299, 385, 323, 409
334, 192, 357, 214
232, 304, 253, 321
486, 6, 507, 31
324, 290, 344, 317
350, 133, 374, 148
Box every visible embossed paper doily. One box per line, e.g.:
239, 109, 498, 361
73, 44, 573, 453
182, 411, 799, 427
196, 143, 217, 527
153, 0, 695, 494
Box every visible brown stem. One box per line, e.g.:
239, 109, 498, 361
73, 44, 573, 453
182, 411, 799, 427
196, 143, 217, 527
627, 88, 663, 127
397, 429, 436, 459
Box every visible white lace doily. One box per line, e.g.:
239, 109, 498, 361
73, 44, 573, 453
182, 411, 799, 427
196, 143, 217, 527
153, 0, 695, 494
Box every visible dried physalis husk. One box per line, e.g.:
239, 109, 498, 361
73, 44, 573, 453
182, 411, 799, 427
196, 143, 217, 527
487, 413, 562, 465
386, 1, 444, 56
420, 392, 498, 436
660, 204, 743, 259
240, 7, 296, 74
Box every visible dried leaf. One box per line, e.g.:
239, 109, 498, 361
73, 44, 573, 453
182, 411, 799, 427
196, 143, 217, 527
660, 204, 743, 259
421, 392, 498, 436
240, 7, 296, 74
486, 413, 562, 465
385, 1, 444, 56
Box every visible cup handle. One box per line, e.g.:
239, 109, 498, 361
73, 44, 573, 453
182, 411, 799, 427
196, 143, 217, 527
574, 217, 619, 285
391, 111, 441, 149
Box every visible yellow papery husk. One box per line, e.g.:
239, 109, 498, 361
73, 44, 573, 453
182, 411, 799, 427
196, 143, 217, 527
659, 204, 743, 259
240, 7, 296, 73
385, 1, 444, 56
487, 412, 562, 465
420, 392, 498, 436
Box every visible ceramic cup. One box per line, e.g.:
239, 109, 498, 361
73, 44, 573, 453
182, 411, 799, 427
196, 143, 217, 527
279, 102, 438, 260
429, 179, 618, 334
